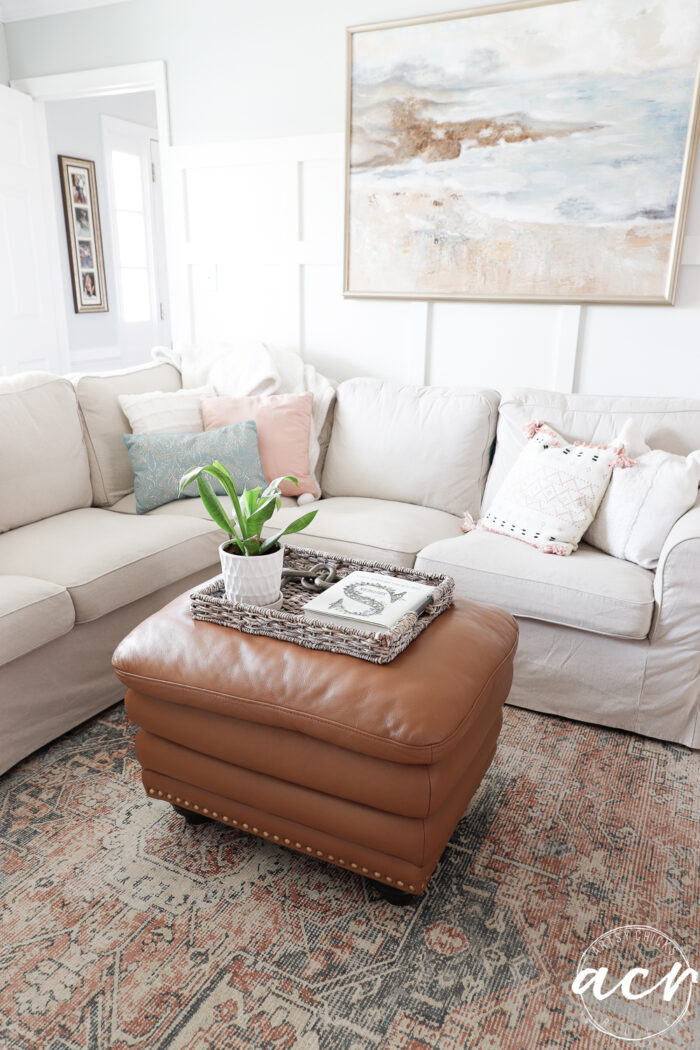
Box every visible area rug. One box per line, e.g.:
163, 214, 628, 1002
0, 704, 697, 1050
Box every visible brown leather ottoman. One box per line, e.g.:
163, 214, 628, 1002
112, 589, 518, 896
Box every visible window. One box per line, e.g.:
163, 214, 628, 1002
110, 148, 151, 323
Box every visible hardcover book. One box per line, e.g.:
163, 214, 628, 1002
302, 571, 436, 634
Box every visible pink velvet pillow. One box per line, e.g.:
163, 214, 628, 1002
201, 392, 319, 498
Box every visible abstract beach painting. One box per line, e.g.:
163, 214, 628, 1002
344, 0, 700, 303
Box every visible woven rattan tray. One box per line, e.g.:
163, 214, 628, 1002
190, 545, 454, 664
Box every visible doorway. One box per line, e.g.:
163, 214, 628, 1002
7, 62, 172, 376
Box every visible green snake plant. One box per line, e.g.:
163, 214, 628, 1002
179, 460, 317, 556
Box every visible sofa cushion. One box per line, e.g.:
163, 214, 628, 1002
485, 387, 700, 511
0, 372, 92, 533
262, 496, 463, 568
0, 509, 220, 624
322, 379, 499, 518
111, 493, 298, 518
72, 361, 181, 508
0, 576, 75, 667
415, 531, 655, 640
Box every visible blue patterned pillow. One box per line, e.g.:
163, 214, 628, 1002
123, 421, 266, 514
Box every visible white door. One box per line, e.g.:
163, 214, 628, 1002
102, 115, 170, 365
0, 85, 67, 376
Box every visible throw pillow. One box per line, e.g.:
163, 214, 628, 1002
118, 385, 215, 435
468, 422, 633, 556
201, 392, 319, 499
123, 422, 266, 514
585, 419, 700, 569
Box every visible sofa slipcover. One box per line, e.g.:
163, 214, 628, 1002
0, 372, 92, 533
322, 378, 499, 518
416, 531, 655, 640
0, 508, 221, 623
72, 360, 181, 507
263, 496, 464, 567
0, 576, 75, 667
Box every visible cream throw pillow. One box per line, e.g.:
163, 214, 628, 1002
585, 419, 700, 569
468, 422, 632, 556
118, 386, 214, 435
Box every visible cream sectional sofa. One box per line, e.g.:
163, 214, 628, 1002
1, 363, 699, 777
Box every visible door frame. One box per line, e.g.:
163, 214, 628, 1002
10, 62, 181, 360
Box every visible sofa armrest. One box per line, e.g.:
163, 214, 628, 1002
652, 497, 700, 644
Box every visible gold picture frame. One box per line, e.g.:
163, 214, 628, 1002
58, 154, 109, 314
343, 0, 700, 305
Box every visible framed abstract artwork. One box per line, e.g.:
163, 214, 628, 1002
58, 155, 108, 313
344, 0, 700, 304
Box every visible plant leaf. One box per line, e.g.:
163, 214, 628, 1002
179, 464, 206, 495
245, 499, 277, 535
263, 475, 298, 496
200, 460, 247, 536
242, 487, 262, 514
260, 509, 317, 553
195, 474, 236, 536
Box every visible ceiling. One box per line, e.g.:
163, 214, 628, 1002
0, 0, 132, 22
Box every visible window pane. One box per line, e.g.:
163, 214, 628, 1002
116, 210, 148, 268
111, 150, 143, 211
121, 268, 151, 323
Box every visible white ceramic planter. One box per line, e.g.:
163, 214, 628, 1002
219, 542, 284, 606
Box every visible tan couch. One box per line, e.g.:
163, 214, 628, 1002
1, 365, 699, 776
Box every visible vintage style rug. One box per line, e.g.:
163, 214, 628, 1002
0, 703, 697, 1050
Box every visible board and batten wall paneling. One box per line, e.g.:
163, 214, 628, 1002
167, 130, 700, 398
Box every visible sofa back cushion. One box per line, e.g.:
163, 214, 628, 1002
72, 361, 181, 507
484, 387, 700, 511
321, 378, 500, 517
0, 372, 92, 533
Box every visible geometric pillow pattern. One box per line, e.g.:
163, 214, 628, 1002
466, 422, 633, 556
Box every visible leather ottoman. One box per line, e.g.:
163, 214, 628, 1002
112, 589, 518, 896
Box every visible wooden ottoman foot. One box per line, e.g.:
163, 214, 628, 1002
374, 882, 417, 906
173, 804, 209, 825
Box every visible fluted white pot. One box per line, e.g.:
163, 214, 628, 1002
219, 542, 284, 606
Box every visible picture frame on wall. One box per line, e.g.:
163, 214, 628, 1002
58, 155, 108, 313
343, 0, 700, 305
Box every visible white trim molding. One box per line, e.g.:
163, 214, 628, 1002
10, 62, 170, 147
1, 0, 131, 21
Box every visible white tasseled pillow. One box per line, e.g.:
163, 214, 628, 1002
118, 385, 215, 435
585, 419, 700, 568
466, 421, 633, 556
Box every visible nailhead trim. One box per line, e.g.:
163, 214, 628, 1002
147, 784, 428, 892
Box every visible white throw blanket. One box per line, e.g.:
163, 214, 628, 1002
152, 339, 335, 448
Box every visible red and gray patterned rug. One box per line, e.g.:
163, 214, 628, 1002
0, 703, 697, 1049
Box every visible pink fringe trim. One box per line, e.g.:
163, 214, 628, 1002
612, 448, 636, 470
460, 511, 476, 533
523, 420, 545, 440
524, 421, 636, 469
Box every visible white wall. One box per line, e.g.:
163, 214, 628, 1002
5, 0, 700, 396
0, 22, 9, 85
44, 90, 157, 368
